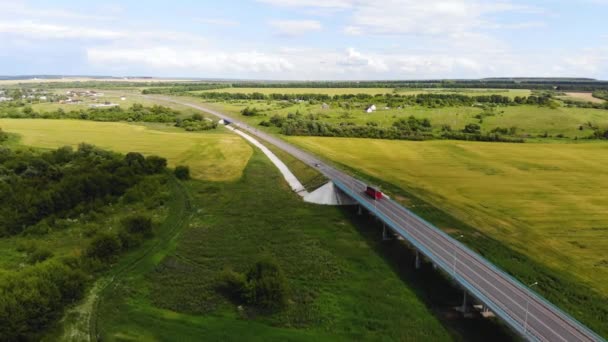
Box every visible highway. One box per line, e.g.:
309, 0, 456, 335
152, 96, 605, 342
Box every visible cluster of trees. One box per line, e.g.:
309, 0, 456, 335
218, 257, 288, 311
1, 103, 181, 123
0, 259, 87, 340
175, 113, 217, 131
440, 124, 524, 143
592, 90, 608, 101
0, 144, 167, 237
0, 103, 218, 131
142, 83, 229, 94
0, 143, 166, 340
230, 79, 608, 91
260, 113, 434, 140
241, 106, 262, 116
562, 99, 608, 110
210, 92, 557, 108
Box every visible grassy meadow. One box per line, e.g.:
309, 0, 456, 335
195, 87, 531, 98
185, 96, 608, 139
287, 137, 608, 294
0, 119, 252, 181
93, 150, 513, 341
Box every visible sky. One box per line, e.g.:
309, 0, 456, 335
0, 0, 607, 80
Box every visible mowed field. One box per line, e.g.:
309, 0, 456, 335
288, 137, 608, 296
558, 92, 606, 104
0, 119, 252, 181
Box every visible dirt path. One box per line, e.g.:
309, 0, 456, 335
57, 177, 193, 342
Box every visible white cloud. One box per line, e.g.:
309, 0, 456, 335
257, 0, 353, 9
196, 18, 240, 27
0, 2, 117, 21
0, 21, 124, 40
338, 48, 389, 72
269, 20, 322, 36
87, 47, 294, 74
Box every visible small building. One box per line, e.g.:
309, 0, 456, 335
366, 104, 377, 113
321, 103, 329, 110
120, 96, 126, 101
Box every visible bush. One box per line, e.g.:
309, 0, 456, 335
174, 165, 190, 180
245, 258, 288, 309
27, 248, 53, 264
217, 257, 288, 311
122, 215, 153, 237
86, 233, 121, 261
218, 268, 248, 300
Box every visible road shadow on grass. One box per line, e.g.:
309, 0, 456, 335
336, 205, 519, 342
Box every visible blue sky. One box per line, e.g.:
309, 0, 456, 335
0, 0, 607, 80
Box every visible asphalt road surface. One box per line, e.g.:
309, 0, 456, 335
152, 96, 604, 342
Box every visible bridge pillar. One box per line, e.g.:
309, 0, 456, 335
382, 223, 392, 241
357, 205, 362, 215
415, 250, 421, 269
460, 291, 470, 313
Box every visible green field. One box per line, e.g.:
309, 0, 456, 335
287, 137, 608, 296
185, 96, 608, 139
92, 150, 511, 341
0, 119, 252, 181
195, 87, 531, 98
29, 89, 200, 114
195, 87, 393, 95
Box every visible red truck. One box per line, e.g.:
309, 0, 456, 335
365, 186, 383, 200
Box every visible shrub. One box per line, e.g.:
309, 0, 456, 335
122, 215, 153, 237
245, 257, 288, 309
174, 165, 190, 180
27, 248, 53, 264
86, 233, 121, 261
218, 268, 248, 300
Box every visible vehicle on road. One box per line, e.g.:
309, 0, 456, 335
365, 185, 383, 200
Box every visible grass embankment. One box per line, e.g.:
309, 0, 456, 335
288, 136, 608, 337
93, 151, 476, 341
0, 119, 252, 181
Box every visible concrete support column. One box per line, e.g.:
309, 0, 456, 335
357, 205, 362, 215
415, 250, 421, 269
461, 291, 469, 313
382, 223, 391, 240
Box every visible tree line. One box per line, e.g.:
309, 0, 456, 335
202, 92, 557, 108
0, 104, 218, 132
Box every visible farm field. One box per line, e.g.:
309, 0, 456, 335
28, 89, 201, 114
93, 150, 511, 341
558, 92, 606, 104
188, 97, 608, 139
195, 87, 531, 98
195, 87, 393, 95
287, 137, 608, 298
0, 119, 252, 181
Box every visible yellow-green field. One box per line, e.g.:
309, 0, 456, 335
195, 87, 392, 95
394, 88, 531, 98
195, 87, 531, 97
0, 119, 252, 181
288, 137, 608, 295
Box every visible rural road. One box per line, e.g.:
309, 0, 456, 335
150, 95, 605, 342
